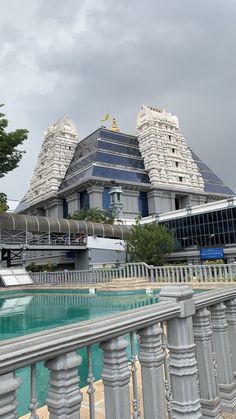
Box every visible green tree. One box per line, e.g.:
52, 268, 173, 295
0, 192, 9, 213
125, 222, 174, 266
69, 207, 114, 224
0, 104, 28, 178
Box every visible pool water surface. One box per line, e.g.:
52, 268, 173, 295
0, 289, 159, 415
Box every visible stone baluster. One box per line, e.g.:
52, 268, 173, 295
0, 372, 21, 419
225, 298, 236, 379
167, 267, 171, 283
199, 266, 203, 282
223, 265, 227, 281
45, 351, 83, 418
150, 266, 154, 283
171, 266, 175, 283
210, 303, 236, 414
100, 335, 131, 419
219, 266, 223, 283
193, 308, 222, 418
159, 285, 202, 418
213, 266, 217, 283
138, 324, 166, 419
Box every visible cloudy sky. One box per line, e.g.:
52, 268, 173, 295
0, 0, 235, 201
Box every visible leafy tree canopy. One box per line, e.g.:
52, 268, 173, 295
69, 207, 115, 224
0, 192, 9, 213
0, 104, 28, 178
125, 222, 174, 266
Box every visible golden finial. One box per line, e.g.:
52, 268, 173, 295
111, 118, 120, 132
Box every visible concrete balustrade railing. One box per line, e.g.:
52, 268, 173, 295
1, 285, 236, 417
29, 262, 236, 285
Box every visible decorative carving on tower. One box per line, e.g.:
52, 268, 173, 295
136, 105, 204, 190
26, 116, 78, 205
109, 186, 123, 220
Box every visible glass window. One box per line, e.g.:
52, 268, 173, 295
102, 187, 110, 210
80, 191, 89, 209
138, 192, 149, 217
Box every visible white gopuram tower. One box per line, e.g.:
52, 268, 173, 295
26, 116, 78, 206
136, 105, 204, 191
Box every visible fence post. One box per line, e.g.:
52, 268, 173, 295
100, 335, 131, 419
159, 285, 202, 418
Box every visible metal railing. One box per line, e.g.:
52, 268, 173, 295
29, 262, 236, 285
1, 285, 236, 418
0, 229, 87, 247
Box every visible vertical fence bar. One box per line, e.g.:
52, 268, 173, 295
87, 345, 95, 419
29, 364, 39, 419
161, 321, 173, 419
130, 332, 141, 419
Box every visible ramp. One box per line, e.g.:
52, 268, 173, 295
0, 268, 33, 287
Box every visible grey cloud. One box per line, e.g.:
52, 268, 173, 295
0, 0, 235, 198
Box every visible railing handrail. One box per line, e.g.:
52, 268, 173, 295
194, 285, 236, 309
0, 300, 180, 375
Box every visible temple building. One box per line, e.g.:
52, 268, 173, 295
16, 105, 234, 218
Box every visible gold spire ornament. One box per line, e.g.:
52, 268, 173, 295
111, 118, 120, 132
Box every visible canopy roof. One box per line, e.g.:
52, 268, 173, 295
0, 213, 129, 240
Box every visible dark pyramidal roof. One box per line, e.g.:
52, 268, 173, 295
59, 128, 150, 191
59, 128, 234, 196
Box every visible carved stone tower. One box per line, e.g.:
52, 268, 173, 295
26, 116, 78, 206
136, 105, 204, 191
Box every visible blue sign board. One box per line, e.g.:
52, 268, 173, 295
200, 247, 224, 260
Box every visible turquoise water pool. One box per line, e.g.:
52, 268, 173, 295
0, 289, 159, 415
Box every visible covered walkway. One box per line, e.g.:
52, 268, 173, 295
0, 213, 129, 266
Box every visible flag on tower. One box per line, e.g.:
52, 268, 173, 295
101, 113, 109, 122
